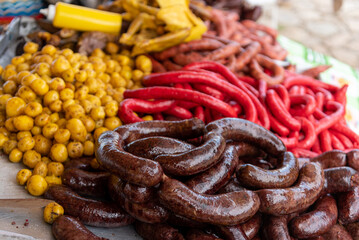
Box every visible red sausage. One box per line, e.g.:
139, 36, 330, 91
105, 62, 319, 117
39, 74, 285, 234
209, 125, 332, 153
52, 215, 108, 240
338, 187, 359, 225
158, 177, 260, 225
256, 162, 324, 215
134, 221, 185, 240
44, 185, 134, 227
289, 195, 338, 239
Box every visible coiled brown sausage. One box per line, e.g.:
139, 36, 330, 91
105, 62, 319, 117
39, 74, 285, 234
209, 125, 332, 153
310, 150, 347, 169
262, 216, 291, 240
289, 195, 338, 239
134, 221, 185, 240
125, 136, 194, 160
52, 215, 108, 240
107, 174, 125, 204
214, 225, 249, 240
345, 222, 359, 239
167, 213, 207, 229
338, 187, 359, 225
44, 185, 134, 227
96, 119, 205, 186
158, 177, 260, 225
217, 177, 246, 194
322, 167, 359, 194
64, 157, 93, 171
186, 229, 223, 240
256, 162, 324, 215
61, 168, 110, 198
123, 182, 154, 204
347, 149, 359, 171
237, 151, 299, 189
154, 132, 226, 176
206, 118, 286, 156
185, 143, 241, 194
322, 224, 353, 240
241, 213, 262, 240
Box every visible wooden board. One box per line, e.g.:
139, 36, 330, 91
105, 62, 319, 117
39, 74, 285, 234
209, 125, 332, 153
0, 152, 141, 240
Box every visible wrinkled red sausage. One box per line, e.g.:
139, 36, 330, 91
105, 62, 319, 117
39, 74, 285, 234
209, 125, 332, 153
289, 195, 338, 239
338, 187, 359, 225
256, 162, 324, 215
237, 151, 299, 189
52, 215, 108, 240
134, 221, 185, 240
158, 177, 260, 225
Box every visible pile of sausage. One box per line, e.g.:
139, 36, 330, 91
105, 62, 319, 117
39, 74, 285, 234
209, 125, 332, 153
45, 118, 359, 240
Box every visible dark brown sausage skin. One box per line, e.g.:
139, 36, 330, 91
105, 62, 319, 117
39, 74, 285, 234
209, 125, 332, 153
123, 182, 153, 204
262, 215, 291, 240
125, 136, 194, 160
338, 187, 359, 225
310, 150, 347, 169
167, 213, 207, 229
206, 118, 286, 156
345, 222, 359, 239
288, 195, 338, 239
107, 174, 125, 204
44, 185, 134, 227
186, 229, 223, 240
347, 149, 359, 171
241, 213, 262, 240
96, 119, 205, 186
256, 162, 324, 216
61, 168, 110, 198
52, 215, 108, 240
322, 167, 359, 194
154, 132, 226, 176
214, 225, 249, 240
321, 224, 353, 240
217, 177, 246, 194
158, 177, 260, 225
64, 157, 93, 171
134, 221, 185, 240
237, 151, 299, 189
185, 143, 240, 194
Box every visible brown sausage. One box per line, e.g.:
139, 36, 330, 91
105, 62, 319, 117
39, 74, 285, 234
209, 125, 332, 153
338, 187, 359, 225
185, 143, 240, 194
186, 229, 223, 240
256, 162, 324, 215
322, 167, 359, 194
52, 215, 108, 240
322, 224, 353, 240
288, 195, 338, 239
347, 149, 359, 171
96, 119, 205, 186
298, 157, 310, 169
345, 222, 359, 239
235, 41, 261, 71
107, 174, 125, 204
44, 185, 134, 227
61, 168, 110, 198
249, 54, 284, 86
206, 118, 286, 157
125, 136, 194, 160
310, 150, 347, 169
167, 212, 207, 229
123, 182, 154, 204
217, 177, 246, 194
158, 177, 260, 225
262, 216, 291, 240
134, 221, 185, 240
64, 157, 93, 171
214, 225, 249, 240
237, 151, 299, 189
154, 132, 226, 176
241, 213, 262, 240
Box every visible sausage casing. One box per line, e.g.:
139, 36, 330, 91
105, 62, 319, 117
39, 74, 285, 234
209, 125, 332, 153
134, 221, 185, 240
338, 187, 359, 225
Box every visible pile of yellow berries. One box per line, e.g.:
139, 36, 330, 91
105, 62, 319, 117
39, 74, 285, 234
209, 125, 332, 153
0, 41, 153, 196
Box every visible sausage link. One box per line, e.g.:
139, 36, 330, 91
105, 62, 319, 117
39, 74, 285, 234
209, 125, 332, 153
206, 118, 286, 156
134, 221, 185, 240
256, 162, 324, 215
64, 157, 93, 171
338, 187, 359, 225
237, 151, 299, 189
322, 167, 359, 194
107, 174, 125, 204
322, 224, 353, 240
167, 213, 207, 229
154, 132, 226, 176
241, 213, 262, 240
347, 149, 359, 171
185, 143, 241, 194
61, 168, 110, 198
125, 136, 194, 160
52, 215, 107, 240
44, 185, 134, 227
123, 182, 154, 204
262, 216, 291, 240
345, 222, 359, 239
186, 229, 223, 240
288, 195, 338, 239
310, 150, 347, 169
214, 225, 249, 240
158, 177, 260, 225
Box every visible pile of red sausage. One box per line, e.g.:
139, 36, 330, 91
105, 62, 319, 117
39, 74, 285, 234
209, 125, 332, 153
45, 118, 359, 240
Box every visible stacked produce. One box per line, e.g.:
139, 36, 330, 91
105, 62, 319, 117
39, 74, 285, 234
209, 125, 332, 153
42, 118, 359, 239
0, 41, 153, 196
